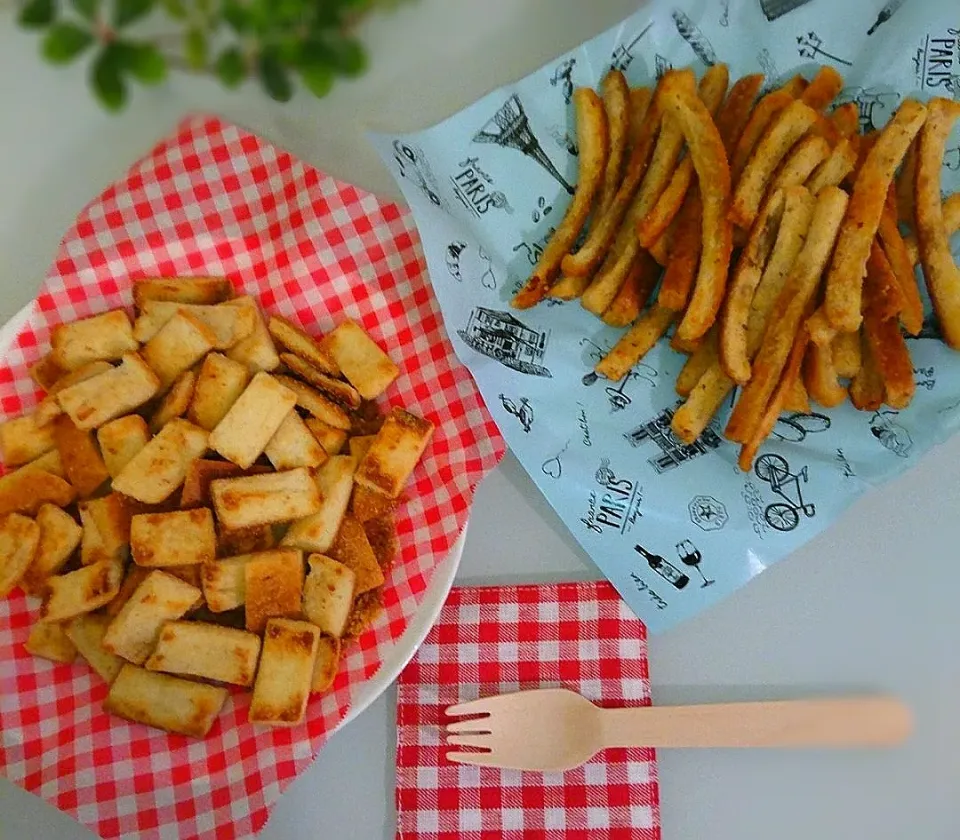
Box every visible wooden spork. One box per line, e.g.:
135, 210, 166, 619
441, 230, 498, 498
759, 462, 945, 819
444, 688, 912, 771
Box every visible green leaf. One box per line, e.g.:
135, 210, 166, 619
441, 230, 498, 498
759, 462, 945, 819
185, 27, 208, 70
159, 0, 186, 19
41, 22, 94, 64
18, 0, 56, 28
258, 52, 293, 102
113, 0, 153, 28
331, 37, 366, 76
90, 44, 127, 111
70, 0, 99, 21
215, 46, 247, 88
221, 0, 249, 32
300, 62, 334, 99
118, 41, 167, 84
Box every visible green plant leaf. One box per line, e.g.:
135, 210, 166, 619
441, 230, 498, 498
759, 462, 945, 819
221, 0, 250, 32
70, 0, 100, 22
113, 0, 153, 28
185, 27, 208, 70
300, 62, 334, 99
18, 0, 56, 28
90, 44, 127, 111
118, 41, 167, 84
42, 22, 94, 64
215, 46, 247, 88
259, 52, 293, 102
159, 0, 186, 19
331, 37, 366, 76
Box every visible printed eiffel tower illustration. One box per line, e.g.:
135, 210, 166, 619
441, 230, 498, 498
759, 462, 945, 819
473, 95, 574, 194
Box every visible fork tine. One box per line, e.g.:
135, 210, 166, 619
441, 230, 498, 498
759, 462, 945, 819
445, 734, 491, 749
445, 697, 495, 717
445, 718, 493, 735
446, 750, 502, 768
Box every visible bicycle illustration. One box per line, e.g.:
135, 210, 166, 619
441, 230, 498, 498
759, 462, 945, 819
754, 453, 816, 533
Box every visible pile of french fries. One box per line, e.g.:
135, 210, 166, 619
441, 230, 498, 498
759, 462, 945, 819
512, 66, 960, 470
0, 277, 435, 737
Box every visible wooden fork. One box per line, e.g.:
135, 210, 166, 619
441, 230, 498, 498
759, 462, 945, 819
444, 688, 912, 771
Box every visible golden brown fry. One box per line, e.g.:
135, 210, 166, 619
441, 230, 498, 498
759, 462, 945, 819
627, 87, 653, 149
916, 98, 960, 348
896, 141, 917, 225
719, 188, 789, 384
513, 88, 608, 308
805, 139, 858, 196
676, 328, 719, 398
595, 305, 675, 382
730, 100, 819, 229
715, 74, 765, 155
726, 187, 849, 444
671, 362, 733, 445
601, 251, 659, 327
561, 81, 664, 278
635, 65, 729, 248
800, 67, 844, 112
780, 74, 808, 98
549, 275, 592, 301
662, 72, 735, 343
825, 99, 928, 331
731, 90, 795, 184
865, 241, 907, 323
656, 186, 703, 311
863, 254, 916, 410
785, 377, 811, 414
806, 306, 838, 348
849, 332, 885, 411
804, 340, 847, 409
830, 102, 860, 138
771, 135, 832, 194
648, 218, 675, 266
877, 208, 923, 335
598, 71, 630, 213
670, 331, 703, 355
833, 331, 863, 379
905, 192, 960, 266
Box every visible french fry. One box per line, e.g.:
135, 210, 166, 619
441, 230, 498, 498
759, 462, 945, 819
864, 257, 916, 410
149, 369, 196, 433
50, 309, 138, 371
272, 375, 351, 431
719, 188, 789, 384
648, 219, 674, 266
264, 411, 328, 471
105, 664, 228, 737
57, 353, 160, 431
656, 186, 703, 311
833, 331, 863, 379
304, 418, 348, 456
663, 71, 735, 343
209, 372, 297, 469
53, 414, 109, 498
96, 415, 150, 478
25, 619, 77, 664
0, 412, 55, 468
40, 559, 123, 623
281, 456, 357, 552
112, 419, 209, 504
548, 274, 592, 301
244, 548, 306, 634
731, 89, 796, 184
849, 333, 885, 411
560, 80, 664, 278
142, 311, 216, 391
676, 328, 720, 398
597, 70, 630, 213
595, 305, 675, 382
804, 340, 847, 408
225, 297, 280, 373
311, 635, 341, 694
770, 135, 832, 194
318, 322, 400, 401
354, 408, 434, 499
79, 493, 131, 566
248, 618, 319, 727
280, 354, 361, 409
30, 354, 66, 391
329, 515, 385, 595
726, 187, 849, 444
134, 301, 255, 349
211, 468, 321, 531
865, 241, 907, 323
133, 277, 234, 309
601, 250, 659, 327
878, 205, 924, 336
302, 553, 356, 638
102, 571, 202, 664
627, 86, 653, 148
267, 315, 339, 376
131, 508, 216, 567
783, 378, 811, 414
0, 513, 41, 597
805, 139, 858, 195
0, 469, 75, 518
905, 193, 960, 267
20, 504, 82, 594
799, 66, 844, 112
187, 352, 251, 432
714, 73, 765, 155
830, 102, 861, 138
513, 88, 608, 308
65, 613, 124, 684
145, 620, 261, 687
806, 307, 838, 348
730, 100, 819, 229
896, 141, 917, 225
825, 99, 928, 331
916, 98, 960, 348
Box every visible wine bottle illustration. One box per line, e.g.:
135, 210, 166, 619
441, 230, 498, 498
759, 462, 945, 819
634, 544, 690, 590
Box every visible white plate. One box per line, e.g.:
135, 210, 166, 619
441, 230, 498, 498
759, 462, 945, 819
0, 299, 466, 732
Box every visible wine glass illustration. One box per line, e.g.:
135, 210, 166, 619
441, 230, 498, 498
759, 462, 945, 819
676, 540, 714, 588
473, 95, 574, 194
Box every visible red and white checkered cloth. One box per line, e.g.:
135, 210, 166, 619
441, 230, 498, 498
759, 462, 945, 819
396, 582, 661, 840
0, 115, 506, 839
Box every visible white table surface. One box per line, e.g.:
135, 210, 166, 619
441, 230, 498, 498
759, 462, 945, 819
1, 1, 958, 837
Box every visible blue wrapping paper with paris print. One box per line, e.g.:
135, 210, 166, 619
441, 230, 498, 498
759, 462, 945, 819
370, 0, 960, 632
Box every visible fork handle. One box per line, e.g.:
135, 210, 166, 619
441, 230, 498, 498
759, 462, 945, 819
599, 697, 912, 749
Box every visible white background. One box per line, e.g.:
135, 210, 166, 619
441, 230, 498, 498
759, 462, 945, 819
0, 1, 957, 837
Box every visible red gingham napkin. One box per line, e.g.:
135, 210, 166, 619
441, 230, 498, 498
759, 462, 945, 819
0, 115, 506, 839
396, 582, 661, 839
